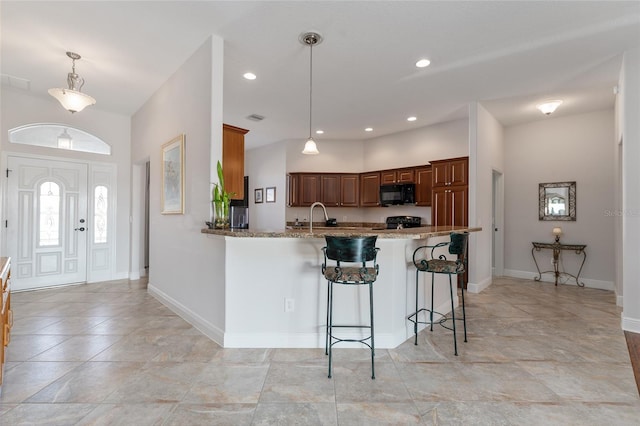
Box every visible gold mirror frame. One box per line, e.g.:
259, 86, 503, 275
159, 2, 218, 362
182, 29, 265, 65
539, 181, 576, 221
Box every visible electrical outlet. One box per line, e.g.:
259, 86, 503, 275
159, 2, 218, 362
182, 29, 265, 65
284, 298, 295, 312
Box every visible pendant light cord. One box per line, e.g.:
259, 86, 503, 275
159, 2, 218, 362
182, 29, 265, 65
309, 40, 313, 139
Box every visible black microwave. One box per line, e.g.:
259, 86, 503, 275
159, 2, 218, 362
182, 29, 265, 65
380, 183, 415, 205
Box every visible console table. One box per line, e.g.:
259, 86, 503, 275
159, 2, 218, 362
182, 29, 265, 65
531, 242, 587, 287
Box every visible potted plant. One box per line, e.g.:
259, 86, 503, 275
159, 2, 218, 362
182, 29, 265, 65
212, 160, 234, 229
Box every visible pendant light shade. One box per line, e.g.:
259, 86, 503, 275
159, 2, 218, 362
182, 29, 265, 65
302, 137, 319, 155
48, 51, 96, 113
300, 32, 322, 155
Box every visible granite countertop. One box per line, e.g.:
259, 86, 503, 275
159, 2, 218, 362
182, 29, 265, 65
201, 225, 481, 239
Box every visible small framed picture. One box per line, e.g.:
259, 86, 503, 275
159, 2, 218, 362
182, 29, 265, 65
266, 187, 276, 203
255, 188, 263, 203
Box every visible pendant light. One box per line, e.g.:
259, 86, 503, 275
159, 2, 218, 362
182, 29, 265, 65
300, 32, 322, 155
48, 51, 96, 113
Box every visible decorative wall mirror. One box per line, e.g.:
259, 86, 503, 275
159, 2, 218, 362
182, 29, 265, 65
539, 181, 576, 221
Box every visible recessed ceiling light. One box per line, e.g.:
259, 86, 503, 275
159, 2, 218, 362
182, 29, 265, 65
415, 59, 431, 68
315, 130, 324, 134
407, 116, 417, 122
243, 72, 257, 80
365, 127, 373, 132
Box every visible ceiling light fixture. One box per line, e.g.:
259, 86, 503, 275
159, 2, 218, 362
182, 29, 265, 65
48, 51, 96, 113
243, 72, 257, 80
365, 127, 373, 132
415, 59, 431, 68
316, 130, 324, 134
536, 100, 563, 115
300, 32, 322, 155
407, 116, 417, 122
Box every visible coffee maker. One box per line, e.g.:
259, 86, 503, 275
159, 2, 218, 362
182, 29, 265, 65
230, 176, 249, 229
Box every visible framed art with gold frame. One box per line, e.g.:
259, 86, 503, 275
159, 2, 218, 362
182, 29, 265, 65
161, 134, 185, 214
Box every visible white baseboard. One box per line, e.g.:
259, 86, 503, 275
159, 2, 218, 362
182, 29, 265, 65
622, 316, 640, 334
617, 295, 624, 307
503, 269, 614, 291
148, 283, 225, 346
467, 276, 492, 293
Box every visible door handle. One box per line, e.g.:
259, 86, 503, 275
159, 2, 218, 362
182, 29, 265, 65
75, 227, 86, 232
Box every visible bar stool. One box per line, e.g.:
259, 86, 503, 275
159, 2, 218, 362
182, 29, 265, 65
408, 232, 469, 355
322, 235, 379, 379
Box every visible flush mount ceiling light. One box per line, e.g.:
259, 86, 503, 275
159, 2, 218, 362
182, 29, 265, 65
536, 100, 563, 115
48, 51, 96, 113
243, 72, 257, 80
300, 32, 323, 155
415, 58, 431, 68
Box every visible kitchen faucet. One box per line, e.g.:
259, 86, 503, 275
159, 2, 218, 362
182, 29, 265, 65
309, 202, 328, 233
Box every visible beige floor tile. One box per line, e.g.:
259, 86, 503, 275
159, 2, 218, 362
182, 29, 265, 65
2, 276, 638, 425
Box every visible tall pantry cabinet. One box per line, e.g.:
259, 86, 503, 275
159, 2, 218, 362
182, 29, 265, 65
431, 157, 468, 227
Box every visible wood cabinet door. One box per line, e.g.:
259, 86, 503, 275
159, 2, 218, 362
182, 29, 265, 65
449, 158, 468, 186
222, 124, 248, 200
360, 172, 381, 207
340, 174, 360, 207
300, 174, 321, 206
431, 162, 450, 187
451, 186, 468, 226
321, 175, 341, 207
415, 167, 432, 206
380, 170, 397, 184
287, 174, 300, 206
431, 187, 450, 226
397, 168, 415, 183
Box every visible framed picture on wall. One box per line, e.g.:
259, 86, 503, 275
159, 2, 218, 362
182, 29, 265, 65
255, 188, 263, 203
161, 134, 185, 214
266, 187, 276, 203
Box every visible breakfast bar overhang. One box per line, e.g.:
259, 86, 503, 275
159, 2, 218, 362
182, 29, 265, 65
150, 226, 480, 349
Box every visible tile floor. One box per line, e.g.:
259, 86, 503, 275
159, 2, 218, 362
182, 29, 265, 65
0, 276, 639, 425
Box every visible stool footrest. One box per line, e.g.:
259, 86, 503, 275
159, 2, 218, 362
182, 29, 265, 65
407, 309, 465, 331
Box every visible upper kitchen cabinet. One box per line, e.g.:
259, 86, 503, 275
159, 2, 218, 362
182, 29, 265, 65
432, 157, 468, 187
223, 124, 249, 200
360, 172, 381, 207
287, 173, 359, 207
317, 174, 360, 207
415, 166, 432, 206
339, 174, 360, 207
381, 168, 415, 184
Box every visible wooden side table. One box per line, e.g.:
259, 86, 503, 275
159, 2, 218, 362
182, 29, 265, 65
531, 242, 587, 286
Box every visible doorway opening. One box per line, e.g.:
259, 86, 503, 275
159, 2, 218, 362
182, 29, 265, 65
492, 169, 504, 276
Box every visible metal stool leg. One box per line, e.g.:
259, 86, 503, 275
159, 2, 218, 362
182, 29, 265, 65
449, 274, 458, 356
369, 282, 375, 379
414, 269, 419, 345
325, 280, 331, 355
327, 281, 334, 378
461, 283, 467, 342
430, 272, 435, 331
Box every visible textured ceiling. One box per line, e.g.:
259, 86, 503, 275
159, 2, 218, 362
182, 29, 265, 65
2, 1, 639, 149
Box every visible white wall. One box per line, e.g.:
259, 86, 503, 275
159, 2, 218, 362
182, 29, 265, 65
363, 118, 469, 171
131, 36, 227, 336
469, 103, 504, 292
0, 86, 131, 279
503, 109, 615, 289
620, 48, 640, 333
246, 142, 286, 230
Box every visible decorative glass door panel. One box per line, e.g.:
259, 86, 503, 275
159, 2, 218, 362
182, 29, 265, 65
7, 156, 88, 290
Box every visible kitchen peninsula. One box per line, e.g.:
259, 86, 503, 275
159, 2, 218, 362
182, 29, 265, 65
172, 225, 480, 349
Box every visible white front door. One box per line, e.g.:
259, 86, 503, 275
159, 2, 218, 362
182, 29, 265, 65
7, 156, 88, 290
